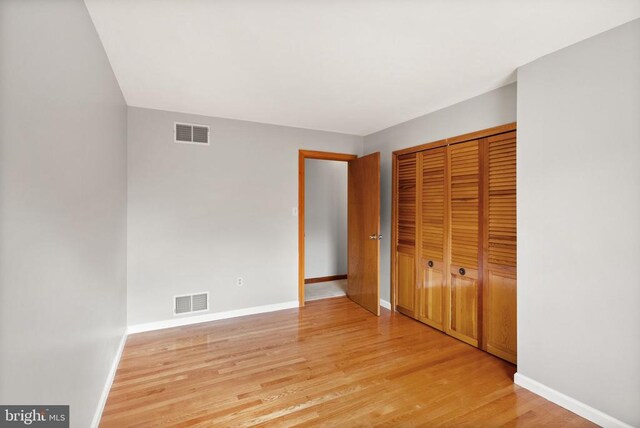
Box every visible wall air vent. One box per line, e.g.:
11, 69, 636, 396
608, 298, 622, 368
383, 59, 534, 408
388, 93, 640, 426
174, 122, 210, 145
173, 292, 209, 315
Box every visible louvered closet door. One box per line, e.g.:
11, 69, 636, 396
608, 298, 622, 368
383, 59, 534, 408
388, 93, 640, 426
396, 153, 417, 315
446, 140, 480, 347
483, 132, 517, 363
416, 148, 446, 330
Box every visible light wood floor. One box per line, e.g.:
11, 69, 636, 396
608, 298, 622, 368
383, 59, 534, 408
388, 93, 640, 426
100, 297, 593, 427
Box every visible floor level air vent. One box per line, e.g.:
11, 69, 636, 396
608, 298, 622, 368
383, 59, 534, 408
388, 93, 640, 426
174, 292, 209, 315
174, 122, 210, 145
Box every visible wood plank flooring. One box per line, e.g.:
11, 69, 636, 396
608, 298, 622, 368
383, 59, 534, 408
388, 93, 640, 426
100, 297, 593, 427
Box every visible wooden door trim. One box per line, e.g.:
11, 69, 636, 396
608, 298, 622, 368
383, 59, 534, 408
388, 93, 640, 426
414, 152, 423, 318
443, 147, 451, 334
391, 153, 398, 311
477, 137, 487, 350
392, 122, 516, 156
300, 150, 358, 162
444, 144, 453, 336
298, 150, 358, 307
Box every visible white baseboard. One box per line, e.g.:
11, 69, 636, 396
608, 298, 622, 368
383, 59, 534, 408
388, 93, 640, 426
127, 300, 300, 334
514, 373, 632, 428
380, 299, 391, 310
91, 331, 127, 428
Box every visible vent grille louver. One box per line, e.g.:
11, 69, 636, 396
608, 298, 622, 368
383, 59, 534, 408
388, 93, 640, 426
174, 295, 192, 314
175, 123, 209, 145
191, 293, 208, 311
192, 126, 208, 143
174, 292, 209, 315
175, 124, 192, 142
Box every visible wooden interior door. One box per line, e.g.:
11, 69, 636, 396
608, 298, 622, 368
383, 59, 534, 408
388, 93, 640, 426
416, 148, 447, 330
347, 152, 381, 316
446, 140, 481, 347
483, 131, 517, 363
395, 153, 417, 316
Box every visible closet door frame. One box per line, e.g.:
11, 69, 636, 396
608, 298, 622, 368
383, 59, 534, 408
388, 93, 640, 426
391, 123, 516, 314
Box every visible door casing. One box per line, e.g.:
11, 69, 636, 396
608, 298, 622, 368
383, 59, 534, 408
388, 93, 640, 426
298, 150, 357, 306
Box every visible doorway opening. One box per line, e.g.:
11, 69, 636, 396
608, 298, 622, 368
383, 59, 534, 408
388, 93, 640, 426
303, 157, 348, 302
298, 150, 358, 306
298, 150, 381, 315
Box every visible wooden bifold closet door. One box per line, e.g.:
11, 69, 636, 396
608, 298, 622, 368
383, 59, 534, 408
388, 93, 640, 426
416, 148, 447, 331
395, 153, 417, 316
446, 140, 481, 347
392, 124, 517, 364
482, 131, 517, 363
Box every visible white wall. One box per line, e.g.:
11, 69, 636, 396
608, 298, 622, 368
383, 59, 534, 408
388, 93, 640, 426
363, 84, 517, 302
517, 19, 640, 427
127, 107, 362, 326
0, 1, 128, 427
304, 159, 348, 279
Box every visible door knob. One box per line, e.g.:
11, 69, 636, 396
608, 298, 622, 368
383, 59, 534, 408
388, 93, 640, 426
459, 267, 466, 276
369, 234, 377, 240
428, 260, 433, 268
378, 235, 383, 240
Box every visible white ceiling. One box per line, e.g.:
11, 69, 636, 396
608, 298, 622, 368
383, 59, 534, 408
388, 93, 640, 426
85, 0, 640, 136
